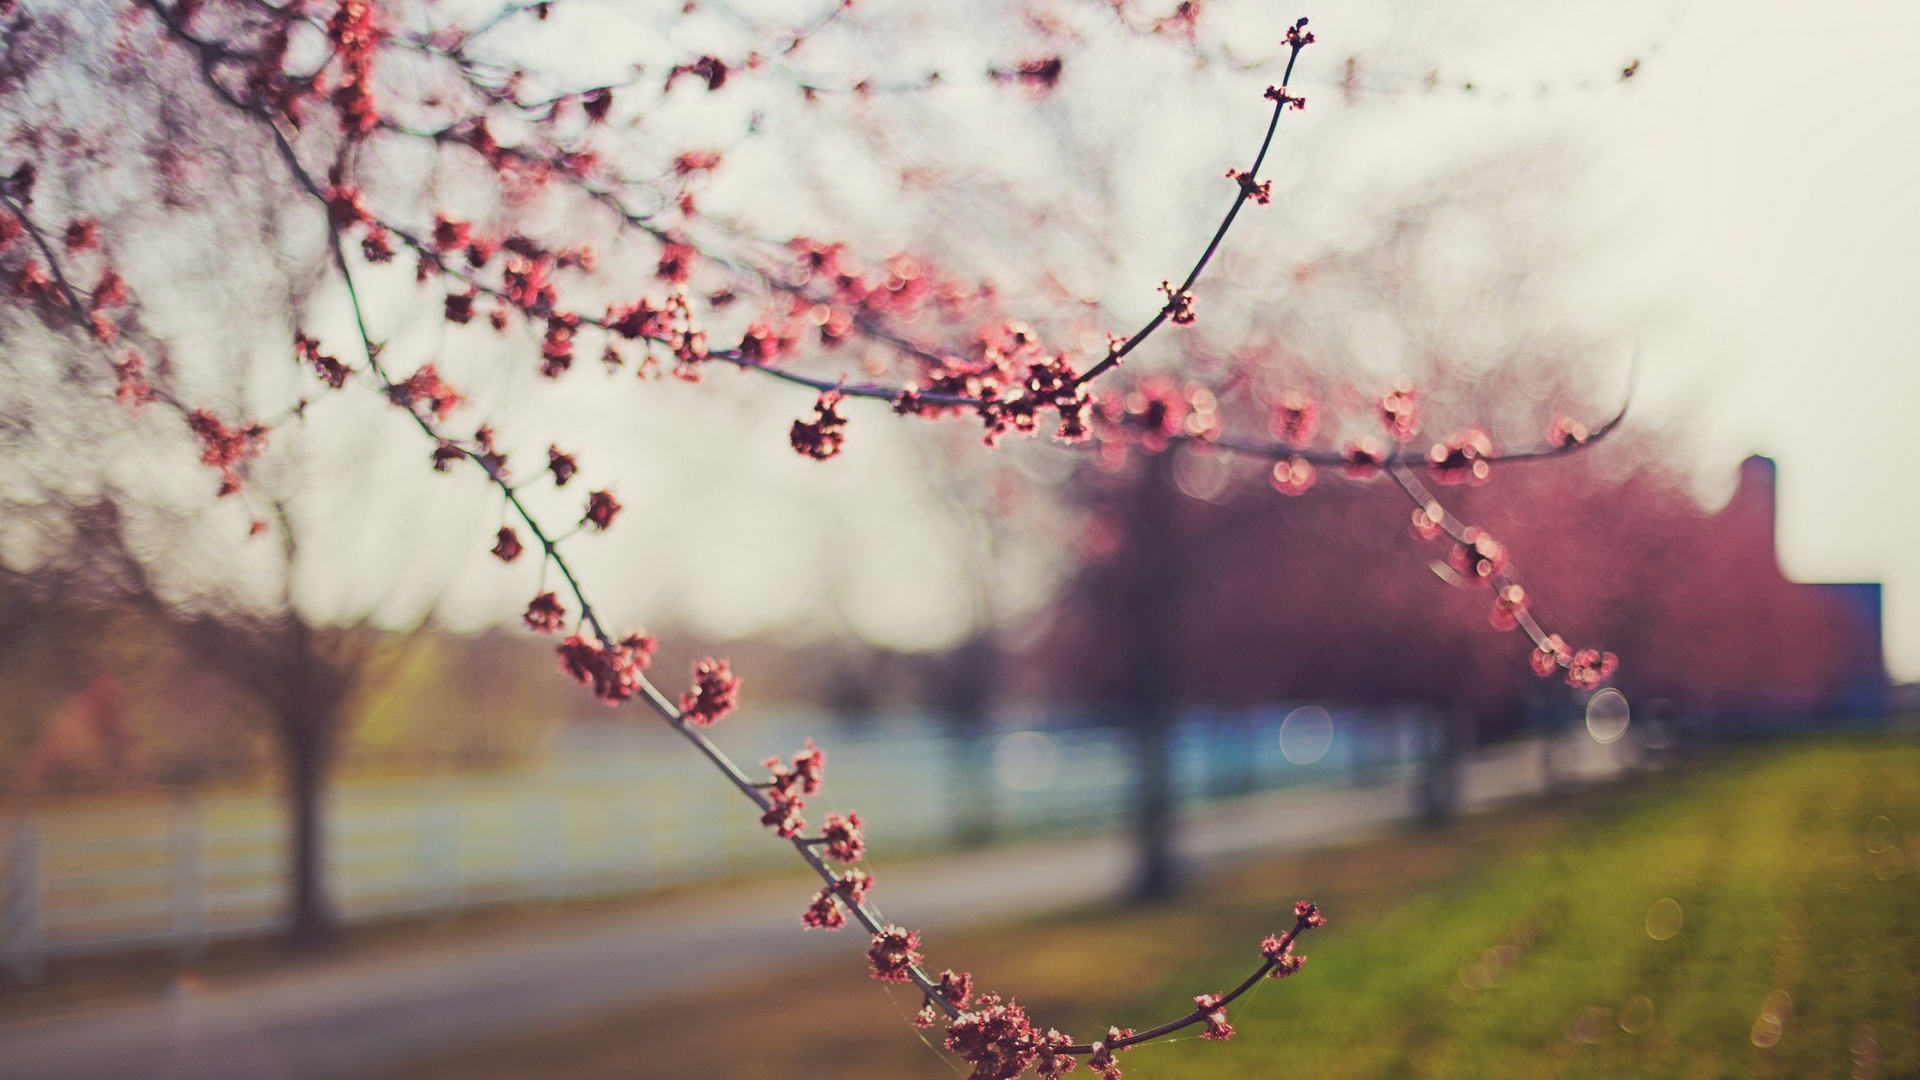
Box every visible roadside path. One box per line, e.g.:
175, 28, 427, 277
0, 734, 1621, 1080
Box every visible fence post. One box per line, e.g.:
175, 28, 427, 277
1414, 710, 1463, 825
521, 792, 565, 902
6, 815, 43, 983
418, 787, 463, 914
170, 793, 206, 960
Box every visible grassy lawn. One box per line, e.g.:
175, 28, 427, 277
370, 737, 1920, 1080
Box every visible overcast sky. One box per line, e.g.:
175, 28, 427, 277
1564, 0, 1920, 680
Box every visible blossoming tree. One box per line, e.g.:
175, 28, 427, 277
0, 0, 1628, 1074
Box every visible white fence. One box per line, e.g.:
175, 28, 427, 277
2, 706, 1431, 978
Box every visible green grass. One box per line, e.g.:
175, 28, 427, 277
374, 738, 1920, 1080
1143, 739, 1920, 1080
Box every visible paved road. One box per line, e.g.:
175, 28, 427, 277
0, 734, 1624, 1080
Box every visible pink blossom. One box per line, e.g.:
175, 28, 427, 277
491, 527, 524, 563
1380, 382, 1419, 442
1260, 934, 1306, 978
1034, 1029, 1078, 1079
431, 441, 464, 472
1193, 993, 1233, 1040
801, 888, 845, 930
185, 409, 268, 497
656, 240, 695, 282
1271, 456, 1315, 496
557, 631, 656, 705
1088, 1028, 1135, 1080
64, 217, 97, 251
944, 992, 1040, 1080
1225, 167, 1271, 205
790, 391, 848, 460
1428, 427, 1493, 485
1549, 416, 1589, 447
1159, 281, 1196, 326
90, 269, 128, 311
583, 489, 621, 531
111, 350, 153, 408
388, 363, 463, 421
582, 87, 613, 122
1565, 648, 1619, 691
1531, 634, 1571, 678
679, 658, 740, 726
547, 445, 578, 486
1342, 437, 1386, 479
761, 795, 805, 838
523, 592, 566, 634
1410, 504, 1444, 541
295, 333, 351, 389
1447, 527, 1507, 584
936, 969, 974, 1011
820, 811, 866, 864
1272, 390, 1319, 446
1489, 584, 1528, 631
867, 924, 923, 982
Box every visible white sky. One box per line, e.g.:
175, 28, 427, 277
1562, 0, 1920, 679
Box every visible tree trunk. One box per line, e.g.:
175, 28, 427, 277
1130, 717, 1176, 900
281, 703, 337, 946
1416, 704, 1470, 826
947, 730, 997, 848
276, 632, 345, 949
1126, 451, 1181, 902
934, 632, 1000, 847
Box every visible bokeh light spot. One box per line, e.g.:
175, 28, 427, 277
1619, 995, 1655, 1033
1865, 815, 1896, 853
1752, 989, 1792, 1047
1853, 1026, 1881, 1080
1585, 688, 1631, 744
1645, 897, 1683, 940
1280, 706, 1335, 765
1567, 1006, 1611, 1044
993, 731, 1059, 792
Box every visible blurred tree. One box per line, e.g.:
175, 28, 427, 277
1022, 440, 1881, 753
164, 505, 387, 945
0, 493, 397, 944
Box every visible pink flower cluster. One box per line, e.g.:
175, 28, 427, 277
800, 868, 871, 930
557, 631, 656, 705
185, 409, 268, 497
760, 738, 823, 838
866, 924, 923, 982
944, 993, 1047, 1080
678, 658, 740, 726
790, 391, 848, 460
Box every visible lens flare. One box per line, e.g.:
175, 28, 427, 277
1585, 688, 1630, 744
1280, 706, 1335, 765
993, 730, 1059, 792
1865, 815, 1896, 854
1619, 995, 1654, 1033
1645, 897, 1683, 940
